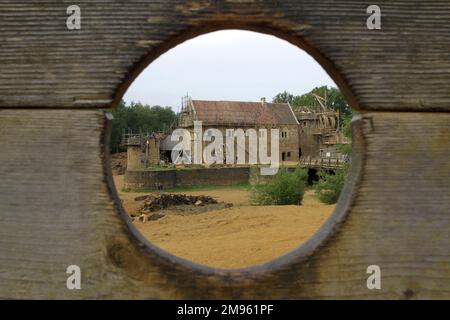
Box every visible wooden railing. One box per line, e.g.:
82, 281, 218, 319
299, 157, 347, 168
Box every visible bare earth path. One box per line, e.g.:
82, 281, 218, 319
114, 175, 335, 269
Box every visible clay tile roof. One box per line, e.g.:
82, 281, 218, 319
191, 100, 298, 126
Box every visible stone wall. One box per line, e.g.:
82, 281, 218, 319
124, 169, 177, 190
279, 124, 300, 161
179, 125, 298, 164
124, 167, 249, 190
127, 146, 143, 170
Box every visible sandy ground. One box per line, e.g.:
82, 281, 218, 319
113, 175, 335, 269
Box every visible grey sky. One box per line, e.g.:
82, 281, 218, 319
123, 30, 336, 112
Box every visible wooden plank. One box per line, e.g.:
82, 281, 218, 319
0, 109, 448, 299
0, 1, 449, 110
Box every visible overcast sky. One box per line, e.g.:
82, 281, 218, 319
123, 30, 336, 112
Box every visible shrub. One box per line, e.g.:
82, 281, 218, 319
250, 167, 307, 205
314, 165, 348, 204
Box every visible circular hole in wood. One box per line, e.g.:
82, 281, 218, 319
108, 29, 358, 271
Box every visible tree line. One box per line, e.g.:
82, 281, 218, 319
110, 100, 177, 153
272, 86, 352, 118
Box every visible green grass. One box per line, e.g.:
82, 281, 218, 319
122, 182, 251, 193
166, 183, 250, 193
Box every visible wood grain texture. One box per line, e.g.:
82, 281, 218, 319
0, 0, 449, 299
0, 110, 448, 299
0, 1, 449, 110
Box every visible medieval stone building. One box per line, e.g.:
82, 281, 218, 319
169, 97, 300, 164
295, 106, 350, 163
126, 96, 350, 169
122, 132, 162, 170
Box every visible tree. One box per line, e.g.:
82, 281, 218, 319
272, 86, 351, 118
110, 100, 177, 153
272, 91, 295, 104
337, 113, 353, 156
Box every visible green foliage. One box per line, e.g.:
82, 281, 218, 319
251, 167, 308, 205
337, 143, 353, 157
336, 113, 353, 156
341, 113, 353, 139
272, 91, 295, 104
314, 165, 349, 205
110, 100, 177, 153
272, 86, 352, 118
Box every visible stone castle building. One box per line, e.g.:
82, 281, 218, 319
125, 96, 350, 169
166, 97, 300, 164
295, 106, 350, 162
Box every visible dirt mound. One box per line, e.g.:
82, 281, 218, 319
111, 152, 127, 175
139, 193, 218, 213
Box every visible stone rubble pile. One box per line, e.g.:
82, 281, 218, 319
137, 193, 218, 213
